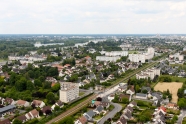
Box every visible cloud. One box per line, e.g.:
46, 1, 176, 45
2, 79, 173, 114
0, 0, 186, 34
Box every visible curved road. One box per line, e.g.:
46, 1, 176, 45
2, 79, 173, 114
97, 102, 122, 124
96, 96, 122, 124
177, 109, 186, 124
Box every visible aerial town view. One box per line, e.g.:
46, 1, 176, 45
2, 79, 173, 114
0, 0, 186, 124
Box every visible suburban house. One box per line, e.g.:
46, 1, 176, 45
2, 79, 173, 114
108, 94, 115, 101
16, 100, 30, 107
153, 106, 166, 124
31, 100, 45, 108
118, 85, 128, 92
0, 97, 5, 105
135, 93, 147, 100
151, 92, 162, 101
16, 115, 28, 123
83, 110, 95, 121
128, 101, 137, 108
117, 116, 127, 124
0, 105, 16, 117
123, 111, 132, 120
3, 98, 15, 105
92, 101, 102, 107
141, 86, 151, 93
25, 109, 40, 120
74, 116, 88, 124
46, 77, 57, 83
41, 106, 52, 115
93, 105, 104, 114
0, 119, 11, 124
51, 100, 64, 110
101, 102, 110, 109
165, 103, 178, 109
123, 106, 133, 113
86, 72, 96, 81
126, 86, 135, 95
95, 85, 104, 91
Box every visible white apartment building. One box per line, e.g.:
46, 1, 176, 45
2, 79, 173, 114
145, 47, 155, 60
183, 46, 186, 51
96, 56, 120, 62
89, 39, 106, 43
74, 42, 88, 48
128, 47, 155, 63
105, 51, 128, 57
136, 68, 160, 80
59, 82, 79, 103
169, 53, 184, 62
128, 54, 146, 63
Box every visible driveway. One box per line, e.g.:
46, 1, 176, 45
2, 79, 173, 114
177, 109, 186, 124
97, 97, 122, 124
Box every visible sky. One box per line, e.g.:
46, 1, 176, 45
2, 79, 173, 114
0, 0, 186, 34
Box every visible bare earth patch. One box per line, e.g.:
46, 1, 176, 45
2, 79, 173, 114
154, 82, 183, 103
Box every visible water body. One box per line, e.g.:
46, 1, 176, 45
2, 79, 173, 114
34, 42, 64, 47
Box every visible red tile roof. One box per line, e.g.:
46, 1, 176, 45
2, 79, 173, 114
159, 106, 166, 112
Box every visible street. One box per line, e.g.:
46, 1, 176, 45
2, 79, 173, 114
178, 109, 186, 124
96, 96, 122, 124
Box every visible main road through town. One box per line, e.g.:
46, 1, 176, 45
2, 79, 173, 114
46, 61, 158, 124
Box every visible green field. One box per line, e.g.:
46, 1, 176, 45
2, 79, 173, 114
170, 64, 186, 71
128, 51, 138, 54
160, 75, 186, 83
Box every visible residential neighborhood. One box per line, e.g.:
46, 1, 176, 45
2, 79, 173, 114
0, 35, 186, 124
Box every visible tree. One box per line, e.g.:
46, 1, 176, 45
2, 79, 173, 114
51, 83, 60, 92
69, 74, 78, 82
121, 98, 129, 104
26, 81, 34, 91
43, 81, 51, 89
112, 94, 119, 103
54, 105, 60, 111
48, 67, 58, 76
46, 92, 55, 104
58, 116, 74, 124
9, 72, 17, 85
15, 77, 27, 91
1, 87, 5, 93
142, 89, 148, 94
13, 119, 22, 124
135, 85, 140, 93
28, 70, 35, 78
178, 98, 186, 108
177, 88, 184, 98
39, 76, 45, 82
34, 79, 42, 87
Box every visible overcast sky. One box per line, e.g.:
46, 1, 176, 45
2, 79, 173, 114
0, 0, 186, 34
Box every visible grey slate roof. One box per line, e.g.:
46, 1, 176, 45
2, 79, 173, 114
152, 92, 162, 100
124, 110, 132, 119
136, 93, 147, 97
119, 116, 127, 124
0, 105, 16, 113
86, 110, 95, 118
95, 105, 104, 112
126, 106, 133, 113
141, 86, 151, 92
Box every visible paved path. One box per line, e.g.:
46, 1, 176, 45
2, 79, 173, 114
178, 109, 186, 124
97, 102, 122, 124
46, 94, 97, 124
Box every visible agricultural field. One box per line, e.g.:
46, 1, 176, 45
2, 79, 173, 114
154, 82, 183, 103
